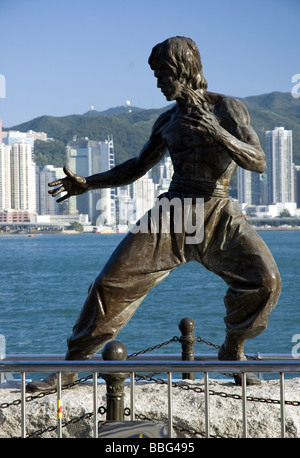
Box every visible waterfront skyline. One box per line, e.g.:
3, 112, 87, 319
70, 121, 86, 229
0, 130, 176, 227
1, 125, 300, 225
0, 0, 299, 127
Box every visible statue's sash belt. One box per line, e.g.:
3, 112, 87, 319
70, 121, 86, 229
169, 179, 229, 198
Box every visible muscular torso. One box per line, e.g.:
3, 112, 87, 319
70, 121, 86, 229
159, 92, 239, 187
93, 90, 262, 193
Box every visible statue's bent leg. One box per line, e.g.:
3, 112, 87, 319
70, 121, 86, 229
221, 228, 280, 349
27, 204, 185, 392
200, 202, 281, 384
65, 228, 185, 360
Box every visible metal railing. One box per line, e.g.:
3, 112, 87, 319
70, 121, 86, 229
1, 318, 300, 439
1, 355, 300, 439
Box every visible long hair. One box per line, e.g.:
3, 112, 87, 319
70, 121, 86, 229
148, 36, 208, 90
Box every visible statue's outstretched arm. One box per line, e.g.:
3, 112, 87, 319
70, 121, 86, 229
48, 113, 169, 202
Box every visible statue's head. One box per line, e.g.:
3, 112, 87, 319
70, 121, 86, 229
148, 36, 207, 91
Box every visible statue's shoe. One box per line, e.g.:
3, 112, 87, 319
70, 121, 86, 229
26, 372, 78, 393
218, 344, 261, 386
233, 372, 261, 386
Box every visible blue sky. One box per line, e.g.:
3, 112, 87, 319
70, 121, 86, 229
0, 0, 299, 127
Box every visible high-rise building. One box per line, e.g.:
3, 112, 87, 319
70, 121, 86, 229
94, 139, 115, 226
115, 172, 156, 228
38, 165, 64, 215
156, 156, 174, 195
266, 127, 294, 204
0, 130, 58, 221
2, 130, 36, 212
294, 165, 300, 209
238, 168, 252, 205
0, 143, 11, 209
237, 167, 264, 206
66, 137, 115, 224
4, 130, 34, 151
238, 127, 296, 217
130, 172, 156, 222
67, 138, 90, 216
10, 141, 37, 212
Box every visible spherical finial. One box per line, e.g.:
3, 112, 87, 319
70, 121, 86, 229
178, 317, 195, 334
102, 341, 127, 361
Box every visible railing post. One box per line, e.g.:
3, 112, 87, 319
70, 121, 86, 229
101, 341, 128, 421
178, 317, 197, 380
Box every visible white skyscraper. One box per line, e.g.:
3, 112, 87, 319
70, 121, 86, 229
0, 143, 11, 209
237, 168, 252, 205
10, 141, 36, 212
156, 156, 174, 195
4, 130, 34, 151
131, 172, 156, 221
266, 127, 294, 205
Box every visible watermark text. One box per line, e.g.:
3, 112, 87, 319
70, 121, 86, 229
292, 334, 300, 358
95, 195, 204, 244
130, 197, 204, 244
291, 74, 300, 99
0, 74, 6, 98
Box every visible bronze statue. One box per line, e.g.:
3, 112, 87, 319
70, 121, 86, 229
27, 37, 281, 392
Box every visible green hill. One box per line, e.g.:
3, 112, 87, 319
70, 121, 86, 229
239, 92, 300, 160
7, 106, 168, 168
5, 91, 300, 170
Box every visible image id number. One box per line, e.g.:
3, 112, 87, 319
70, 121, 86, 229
149, 442, 195, 453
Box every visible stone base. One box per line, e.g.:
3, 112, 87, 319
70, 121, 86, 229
0, 377, 299, 438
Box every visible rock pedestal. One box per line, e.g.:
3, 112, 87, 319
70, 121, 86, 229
0, 377, 299, 438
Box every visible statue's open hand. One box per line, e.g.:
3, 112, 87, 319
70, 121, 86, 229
48, 166, 89, 203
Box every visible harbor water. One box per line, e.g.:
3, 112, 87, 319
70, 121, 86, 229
0, 230, 299, 380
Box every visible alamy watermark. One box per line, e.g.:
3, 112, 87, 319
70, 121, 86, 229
96, 196, 204, 244
130, 197, 204, 244
0, 334, 6, 359
291, 334, 300, 358
0, 74, 6, 98
291, 74, 300, 99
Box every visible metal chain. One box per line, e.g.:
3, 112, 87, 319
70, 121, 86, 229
196, 336, 220, 349
127, 336, 179, 359
133, 412, 221, 438
196, 335, 258, 360
25, 407, 107, 438
134, 373, 300, 407
0, 375, 94, 410
1, 333, 299, 415
1, 333, 298, 439
26, 405, 213, 439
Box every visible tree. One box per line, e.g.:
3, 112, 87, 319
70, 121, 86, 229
34, 139, 66, 168
279, 209, 292, 217
69, 222, 83, 232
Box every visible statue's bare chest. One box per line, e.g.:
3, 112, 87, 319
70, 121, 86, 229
161, 114, 233, 180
